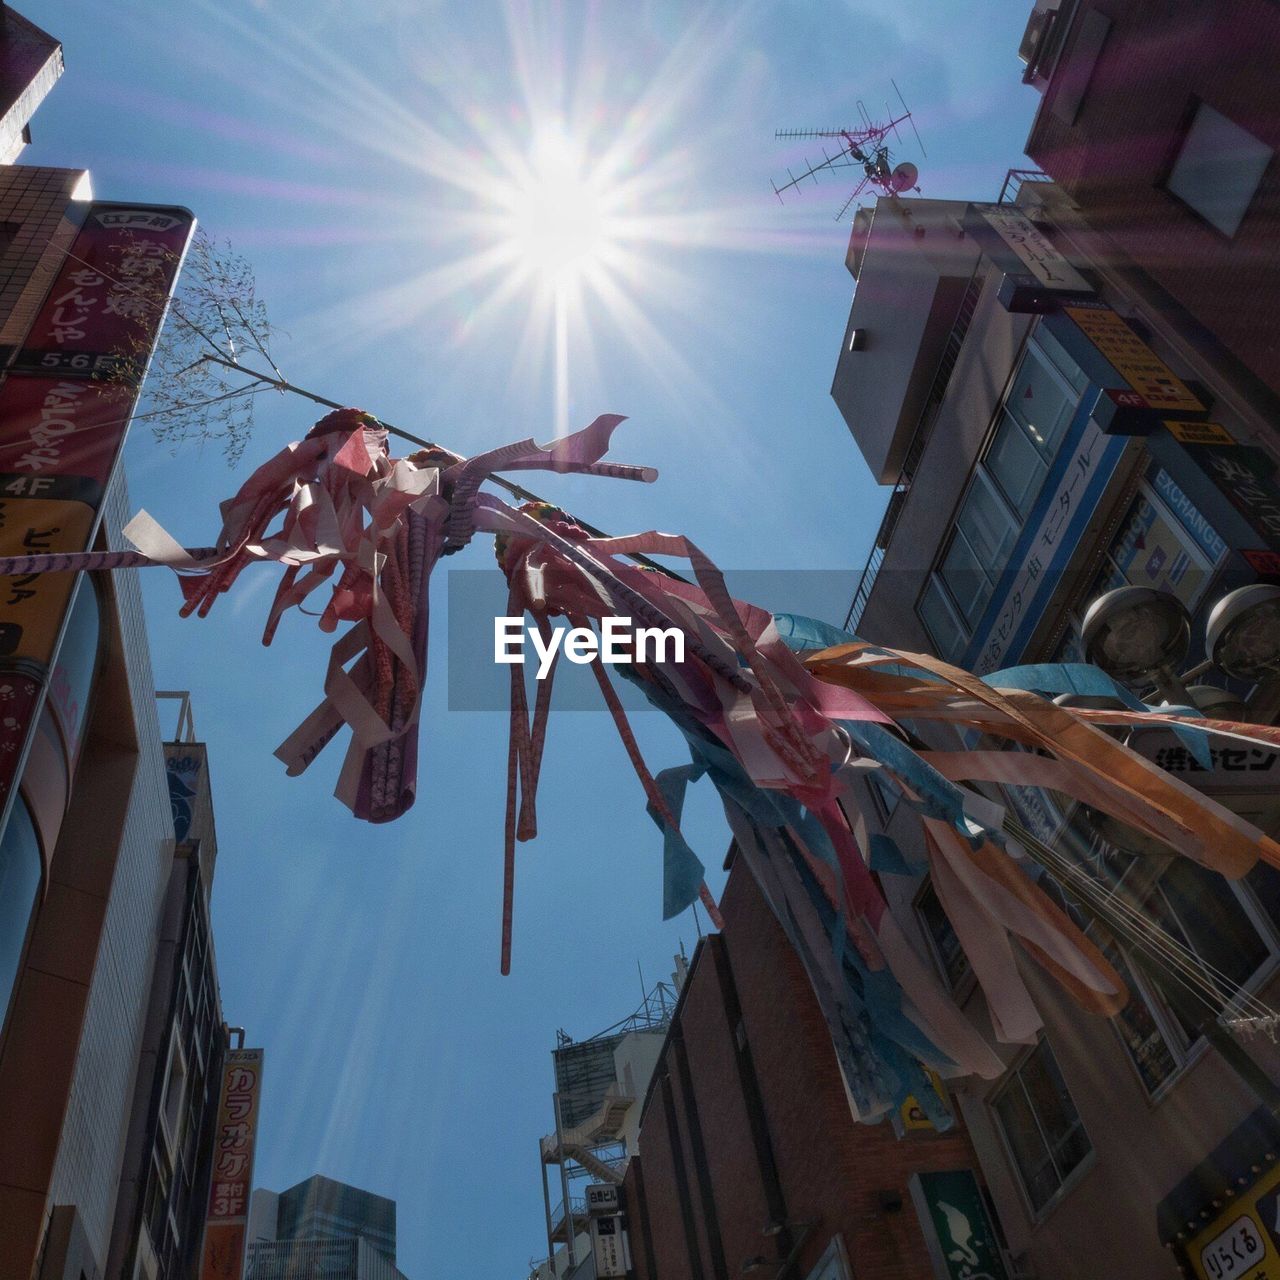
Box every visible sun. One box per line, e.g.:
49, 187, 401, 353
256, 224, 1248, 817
497, 128, 619, 297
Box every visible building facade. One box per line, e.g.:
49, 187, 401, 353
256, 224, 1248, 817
107, 713, 232, 1280
1019, 0, 1280, 428
533, 975, 681, 1279
0, 15, 226, 1279
621, 861, 1007, 1280
246, 1176, 406, 1280
831, 178, 1280, 1279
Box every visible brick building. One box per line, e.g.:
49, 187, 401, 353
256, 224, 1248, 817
1019, 0, 1280, 437
622, 860, 1009, 1280
828, 186, 1280, 1278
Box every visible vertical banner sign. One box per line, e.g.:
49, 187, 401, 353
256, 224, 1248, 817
199, 1047, 264, 1280
909, 1169, 1010, 1280
0, 203, 193, 815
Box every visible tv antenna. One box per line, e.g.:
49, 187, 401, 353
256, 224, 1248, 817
773, 80, 926, 220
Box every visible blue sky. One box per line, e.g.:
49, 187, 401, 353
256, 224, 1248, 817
31, 3, 1040, 1275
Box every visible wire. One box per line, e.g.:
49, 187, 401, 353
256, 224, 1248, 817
1004, 816, 1280, 1026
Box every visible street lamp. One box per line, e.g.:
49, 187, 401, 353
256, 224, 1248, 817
1081, 586, 1191, 704
1082, 584, 1280, 724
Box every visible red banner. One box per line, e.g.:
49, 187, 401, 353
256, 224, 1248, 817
0, 202, 192, 817
199, 1047, 264, 1280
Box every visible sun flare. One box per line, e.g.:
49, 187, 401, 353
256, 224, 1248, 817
498, 129, 619, 296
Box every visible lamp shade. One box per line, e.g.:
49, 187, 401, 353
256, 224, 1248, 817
1082, 587, 1191, 685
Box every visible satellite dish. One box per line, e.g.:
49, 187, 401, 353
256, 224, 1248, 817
889, 161, 919, 193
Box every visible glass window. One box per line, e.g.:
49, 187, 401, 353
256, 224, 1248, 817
986, 411, 1049, 518
0, 798, 42, 1038
917, 577, 967, 664
1167, 101, 1273, 237
1099, 941, 1181, 1096
992, 1039, 1092, 1213
1144, 859, 1270, 996
916, 879, 971, 990
48, 580, 101, 771
1005, 344, 1075, 462
939, 529, 994, 629
958, 470, 1019, 569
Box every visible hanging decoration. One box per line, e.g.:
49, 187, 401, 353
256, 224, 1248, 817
6, 409, 1280, 1127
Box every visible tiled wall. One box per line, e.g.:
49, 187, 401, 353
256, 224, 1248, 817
0, 165, 85, 349
45, 475, 175, 1267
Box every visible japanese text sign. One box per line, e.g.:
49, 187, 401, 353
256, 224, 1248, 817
199, 1047, 264, 1280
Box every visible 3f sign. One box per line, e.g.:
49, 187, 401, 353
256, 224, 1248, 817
495, 616, 685, 679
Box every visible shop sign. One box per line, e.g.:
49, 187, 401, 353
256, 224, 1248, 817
909, 1169, 1010, 1280
0, 204, 191, 821
969, 204, 1092, 293
1065, 303, 1204, 414
1243, 549, 1280, 577
590, 1214, 629, 1279
199, 1047, 264, 1280
1177, 439, 1280, 552
1188, 1162, 1280, 1280
586, 1183, 619, 1214
1165, 420, 1236, 446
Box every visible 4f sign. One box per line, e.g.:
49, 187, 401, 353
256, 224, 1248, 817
494, 616, 685, 679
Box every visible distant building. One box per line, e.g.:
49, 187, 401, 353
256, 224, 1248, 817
831, 177, 1280, 1277
247, 1175, 406, 1280
533, 970, 684, 1279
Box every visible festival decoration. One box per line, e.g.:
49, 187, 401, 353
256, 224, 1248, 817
6, 409, 1280, 1126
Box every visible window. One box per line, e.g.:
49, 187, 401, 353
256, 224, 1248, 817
1167, 101, 1272, 237
917, 331, 1089, 662
1098, 940, 1181, 1096
991, 1038, 1092, 1213
915, 879, 971, 991
161, 1038, 188, 1152
0, 797, 42, 1041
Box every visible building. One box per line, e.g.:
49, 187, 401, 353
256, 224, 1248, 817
533, 973, 682, 1279
830, 176, 1280, 1277
106, 697, 235, 1280
620, 860, 1007, 1280
1019, 0, 1280, 436
246, 1175, 407, 1280
0, 4, 62, 164
0, 13, 221, 1279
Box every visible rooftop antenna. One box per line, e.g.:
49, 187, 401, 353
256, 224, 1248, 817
773, 83, 926, 220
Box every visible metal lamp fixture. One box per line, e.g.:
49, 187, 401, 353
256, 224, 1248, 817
1081, 587, 1191, 693
1083, 583, 1280, 724
1207, 584, 1280, 724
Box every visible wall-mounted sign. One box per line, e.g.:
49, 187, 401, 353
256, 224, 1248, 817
1164, 420, 1236, 446
1177, 439, 1280, 552
909, 1169, 1010, 1280
199, 1047, 264, 1280
1187, 1162, 1280, 1280
0, 203, 192, 821
590, 1213, 630, 1279
966, 205, 1094, 312
1065, 304, 1203, 413
586, 1183, 620, 1215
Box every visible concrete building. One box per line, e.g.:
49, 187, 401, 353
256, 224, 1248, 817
831, 177, 1280, 1279
621, 861, 1006, 1280
0, 14, 217, 1279
532, 972, 683, 1280
1019, 0, 1280, 429
246, 1175, 407, 1280
0, 4, 62, 164
106, 700, 233, 1280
